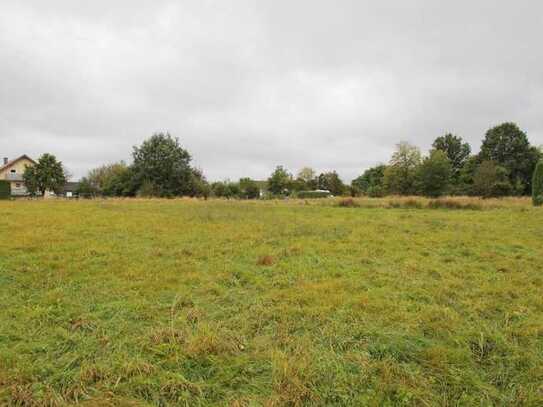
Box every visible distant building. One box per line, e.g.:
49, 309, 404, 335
62, 182, 81, 198
0, 155, 78, 198
0, 155, 36, 196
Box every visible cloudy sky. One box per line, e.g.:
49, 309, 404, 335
1, 1, 542, 181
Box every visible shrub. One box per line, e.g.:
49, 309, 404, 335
257, 255, 275, 266
533, 161, 543, 206
473, 161, 512, 198
490, 181, 512, 198
0, 180, 10, 200
137, 180, 160, 197
352, 165, 386, 196
366, 185, 385, 197
337, 198, 358, 207
297, 190, 331, 199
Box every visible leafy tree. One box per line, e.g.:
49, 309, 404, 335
132, 133, 194, 197
317, 171, 345, 196
383, 142, 422, 195
479, 123, 540, 194
351, 164, 386, 197
211, 181, 228, 198
77, 177, 97, 198
456, 156, 480, 195
23, 153, 67, 196
225, 182, 241, 198
416, 150, 452, 197
532, 161, 543, 206
296, 167, 318, 190
239, 178, 260, 199
85, 162, 131, 196
472, 160, 511, 198
289, 178, 307, 193
187, 168, 211, 199
110, 166, 139, 197
211, 180, 240, 199
432, 134, 471, 178
137, 180, 160, 198
267, 166, 292, 195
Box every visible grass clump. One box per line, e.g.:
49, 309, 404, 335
256, 255, 275, 266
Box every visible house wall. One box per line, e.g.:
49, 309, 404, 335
10, 181, 29, 196
0, 158, 35, 180
0, 158, 35, 196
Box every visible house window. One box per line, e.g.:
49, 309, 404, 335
15, 183, 21, 188
10, 169, 16, 173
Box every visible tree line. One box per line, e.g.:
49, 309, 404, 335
352, 123, 541, 199
21, 123, 543, 205
252, 122, 543, 202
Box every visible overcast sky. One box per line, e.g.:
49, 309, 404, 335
1, 1, 542, 181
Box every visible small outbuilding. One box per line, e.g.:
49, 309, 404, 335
62, 182, 81, 198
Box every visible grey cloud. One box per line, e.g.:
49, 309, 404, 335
1, 0, 542, 182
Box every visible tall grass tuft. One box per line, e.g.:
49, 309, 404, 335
337, 198, 359, 207
428, 199, 482, 210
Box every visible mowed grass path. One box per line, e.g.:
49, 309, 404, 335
0, 199, 542, 406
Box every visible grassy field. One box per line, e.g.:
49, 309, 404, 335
0, 198, 542, 406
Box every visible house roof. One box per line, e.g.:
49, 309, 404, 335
0, 155, 36, 172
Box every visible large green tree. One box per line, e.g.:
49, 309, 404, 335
456, 156, 480, 195
23, 153, 67, 196
296, 167, 318, 190
239, 178, 260, 199
472, 160, 511, 198
132, 133, 194, 197
416, 150, 452, 197
383, 142, 422, 195
83, 161, 132, 196
267, 166, 292, 195
479, 123, 540, 194
351, 164, 386, 197
187, 168, 211, 199
432, 133, 471, 178
317, 171, 345, 196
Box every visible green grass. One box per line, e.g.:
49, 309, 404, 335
0, 198, 542, 406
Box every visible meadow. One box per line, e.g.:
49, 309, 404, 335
0, 198, 542, 406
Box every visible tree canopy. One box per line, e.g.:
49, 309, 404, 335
132, 133, 193, 197
384, 142, 422, 195
317, 171, 345, 196
472, 160, 511, 198
416, 150, 452, 197
23, 153, 67, 196
432, 134, 471, 178
296, 167, 318, 190
479, 123, 540, 194
352, 164, 386, 197
267, 166, 292, 195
